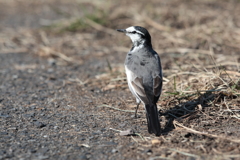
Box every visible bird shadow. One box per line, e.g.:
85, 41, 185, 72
159, 91, 232, 135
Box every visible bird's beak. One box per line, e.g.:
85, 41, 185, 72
116, 29, 126, 33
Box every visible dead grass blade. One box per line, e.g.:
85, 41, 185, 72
169, 148, 200, 158
156, 48, 214, 56
223, 97, 240, 119
174, 120, 240, 143
97, 104, 144, 113
36, 46, 83, 64
0, 48, 28, 54
85, 18, 116, 35
142, 15, 171, 32
149, 156, 172, 160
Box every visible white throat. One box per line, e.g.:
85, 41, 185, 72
130, 44, 144, 52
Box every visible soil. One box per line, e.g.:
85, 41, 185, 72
0, 0, 240, 160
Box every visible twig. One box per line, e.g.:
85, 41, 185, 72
174, 120, 240, 143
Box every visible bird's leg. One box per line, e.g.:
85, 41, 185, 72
135, 101, 141, 118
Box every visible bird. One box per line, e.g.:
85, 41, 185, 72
117, 26, 163, 136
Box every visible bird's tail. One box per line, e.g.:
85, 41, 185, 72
145, 104, 161, 136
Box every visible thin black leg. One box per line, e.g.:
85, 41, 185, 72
135, 102, 141, 118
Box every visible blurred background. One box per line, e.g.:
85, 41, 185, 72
0, 0, 239, 94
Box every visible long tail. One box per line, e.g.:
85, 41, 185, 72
145, 104, 161, 136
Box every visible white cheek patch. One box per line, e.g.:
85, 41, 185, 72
126, 33, 141, 43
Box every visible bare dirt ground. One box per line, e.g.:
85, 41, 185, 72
0, 0, 240, 159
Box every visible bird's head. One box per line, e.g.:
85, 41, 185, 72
117, 26, 152, 48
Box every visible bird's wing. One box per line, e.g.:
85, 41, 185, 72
131, 76, 150, 104
153, 76, 161, 96
131, 71, 162, 105
153, 53, 163, 103
153, 75, 162, 103
125, 67, 149, 104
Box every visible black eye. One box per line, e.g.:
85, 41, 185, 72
132, 31, 136, 34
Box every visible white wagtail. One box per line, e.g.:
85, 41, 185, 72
117, 26, 162, 136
